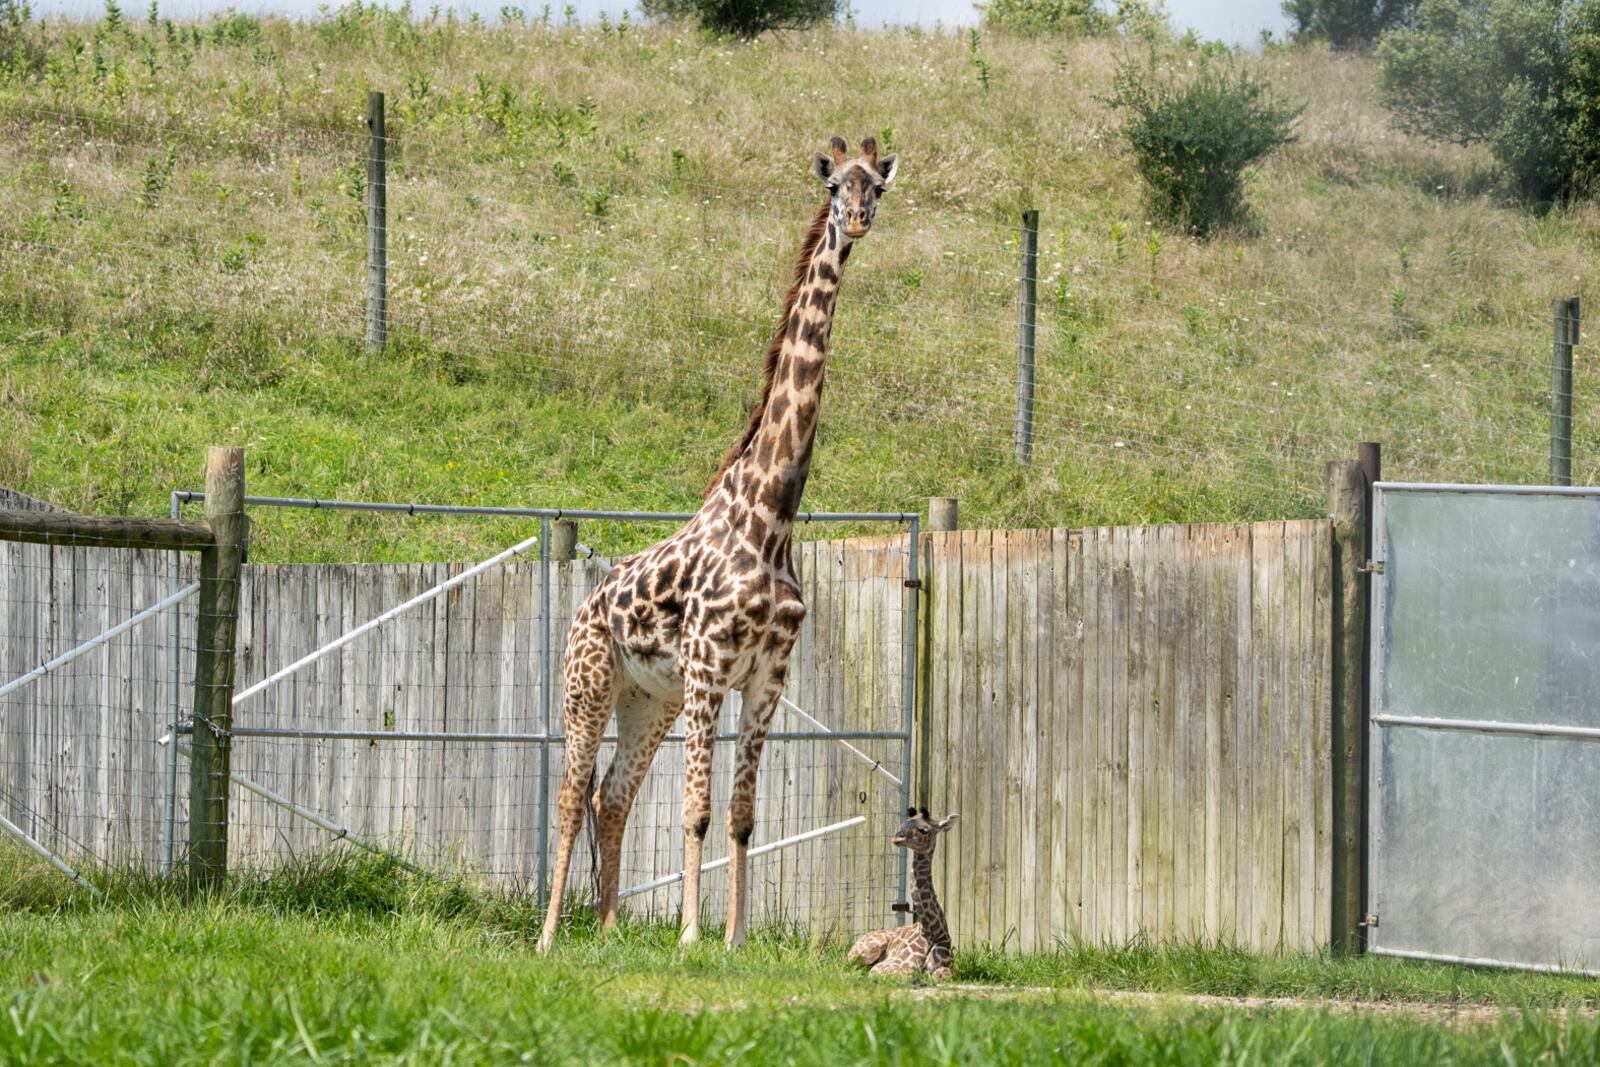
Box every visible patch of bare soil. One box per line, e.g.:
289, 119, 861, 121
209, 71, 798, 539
901, 984, 1595, 1027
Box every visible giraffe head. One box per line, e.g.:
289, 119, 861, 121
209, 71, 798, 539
892, 807, 957, 855
812, 135, 898, 241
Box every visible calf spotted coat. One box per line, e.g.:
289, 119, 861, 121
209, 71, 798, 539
848, 809, 958, 979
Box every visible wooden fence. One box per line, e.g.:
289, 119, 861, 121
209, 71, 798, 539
2, 519, 1335, 951
921, 521, 1333, 953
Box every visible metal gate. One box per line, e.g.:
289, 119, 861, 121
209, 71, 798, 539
1369, 483, 1600, 973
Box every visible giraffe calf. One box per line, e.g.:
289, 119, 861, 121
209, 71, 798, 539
847, 808, 958, 980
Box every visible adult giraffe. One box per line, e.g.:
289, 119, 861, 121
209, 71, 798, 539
537, 136, 898, 952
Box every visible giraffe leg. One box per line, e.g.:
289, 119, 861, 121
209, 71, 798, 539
678, 683, 722, 945
724, 666, 790, 947
593, 687, 677, 933
536, 614, 615, 955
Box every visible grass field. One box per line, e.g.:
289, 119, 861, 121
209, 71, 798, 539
5, 848, 1600, 1064
0, 8, 1596, 561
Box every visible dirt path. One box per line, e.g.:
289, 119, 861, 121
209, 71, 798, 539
901, 983, 1594, 1026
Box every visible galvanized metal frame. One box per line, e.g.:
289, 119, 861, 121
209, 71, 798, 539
1368, 480, 1600, 974
164, 490, 920, 911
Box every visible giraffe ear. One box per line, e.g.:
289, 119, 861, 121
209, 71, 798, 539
812, 153, 837, 186
935, 814, 958, 832
875, 154, 898, 188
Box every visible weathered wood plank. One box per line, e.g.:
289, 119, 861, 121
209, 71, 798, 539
1050, 528, 1075, 944
1126, 524, 1147, 940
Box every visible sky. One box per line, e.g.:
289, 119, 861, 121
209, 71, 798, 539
30, 0, 1294, 46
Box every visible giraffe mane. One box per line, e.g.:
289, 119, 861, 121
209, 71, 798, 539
703, 198, 833, 499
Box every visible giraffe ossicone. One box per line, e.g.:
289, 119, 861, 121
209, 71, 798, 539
535, 137, 899, 954
847, 807, 959, 979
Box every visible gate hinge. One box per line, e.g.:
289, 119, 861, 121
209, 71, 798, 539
903, 578, 923, 589
1359, 913, 1380, 928
1357, 560, 1384, 575
891, 901, 912, 913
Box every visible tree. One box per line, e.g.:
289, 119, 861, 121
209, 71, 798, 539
1108, 60, 1301, 237
639, 0, 838, 38
979, 0, 1109, 36
1379, 0, 1600, 202
1282, 0, 1415, 50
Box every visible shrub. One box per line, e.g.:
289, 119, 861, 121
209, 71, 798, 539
638, 0, 837, 38
1282, 0, 1415, 50
1108, 60, 1301, 237
1379, 0, 1600, 203
979, 0, 1108, 36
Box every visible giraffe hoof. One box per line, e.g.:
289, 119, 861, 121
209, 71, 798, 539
678, 927, 701, 946
535, 934, 555, 955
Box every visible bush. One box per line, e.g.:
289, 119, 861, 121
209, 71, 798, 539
1379, 0, 1600, 203
979, 0, 1108, 36
638, 0, 838, 38
1281, 0, 1415, 50
1109, 60, 1301, 237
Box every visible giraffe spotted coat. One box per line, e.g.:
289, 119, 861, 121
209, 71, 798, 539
849, 810, 958, 979
537, 137, 900, 954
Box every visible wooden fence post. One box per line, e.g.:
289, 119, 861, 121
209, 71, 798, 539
1013, 209, 1038, 464
1326, 458, 1366, 952
187, 446, 246, 889
928, 497, 958, 532
365, 90, 388, 354
551, 519, 578, 562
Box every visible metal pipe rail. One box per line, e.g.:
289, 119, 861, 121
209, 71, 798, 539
1373, 713, 1600, 743
174, 491, 917, 524
0, 581, 199, 700
177, 724, 909, 744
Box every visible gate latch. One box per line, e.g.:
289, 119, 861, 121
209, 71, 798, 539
1359, 913, 1380, 928
891, 901, 912, 913
1357, 560, 1384, 575
903, 579, 922, 589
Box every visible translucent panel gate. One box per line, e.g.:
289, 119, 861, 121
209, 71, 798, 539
1370, 484, 1600, 973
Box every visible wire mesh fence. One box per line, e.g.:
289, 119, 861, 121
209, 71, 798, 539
0, 93, 1582, 529
0, 534, 198, 878
0, 494, 918, 933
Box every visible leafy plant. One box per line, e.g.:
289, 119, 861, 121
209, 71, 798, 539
979, 0, 1107, 36
1108, 59, 1301, 237
638, 0, 838, 39
1379, 0, 1600, 204
137, 147, 178, 208
1282, 0, 1415, 50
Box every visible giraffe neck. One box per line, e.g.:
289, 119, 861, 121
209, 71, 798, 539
911, 850, 949, 948
719, 205, 851, 535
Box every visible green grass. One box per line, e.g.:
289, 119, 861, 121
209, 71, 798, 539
1, 9, 1596, 560
6, 847, 1600, 1064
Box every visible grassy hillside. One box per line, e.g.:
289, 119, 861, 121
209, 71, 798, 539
0, 7, 1594, 561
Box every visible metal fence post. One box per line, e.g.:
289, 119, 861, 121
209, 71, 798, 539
187, 446, 246, 890
897, 516, 920, 919
365, 90, 388, 354
161, 491, 182, 877
1356, 441, 1381, 944
1551, 296, 1580, 486
1014, 209, 1039, 465
538, 515, 552, 903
